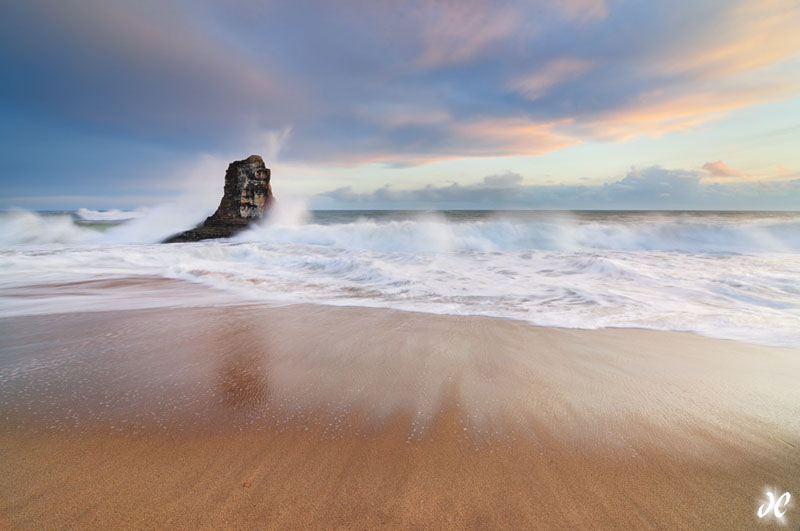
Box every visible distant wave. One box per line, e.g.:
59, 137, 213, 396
3, 208, 799, 253
0, 210, 100, 245
238, 212, 800, 254
0, 205, 211, 245
76, 207, 147, 222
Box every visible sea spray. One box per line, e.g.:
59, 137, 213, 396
76, 208, 148, 222
3, 208, 800, 252
0, 210, 100, 245
1, 208, 799, 346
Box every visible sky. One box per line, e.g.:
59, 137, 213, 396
1, 0, 799, 210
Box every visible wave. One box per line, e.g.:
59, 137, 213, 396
0, 210, 101, 245
2, 208, 800, 253
76, 207, 148, 222
0, 205, 212, 245
1, 207, 799, 346
239, 211, 800, 254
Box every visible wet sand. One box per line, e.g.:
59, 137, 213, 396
1, 281, 799, 529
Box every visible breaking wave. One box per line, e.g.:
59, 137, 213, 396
2, 208, 799, 253
76, 207, 148, 222
1, 207, 799, 346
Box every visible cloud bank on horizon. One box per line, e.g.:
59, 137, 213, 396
316, 167, 800, 210
1, 0, 799, 209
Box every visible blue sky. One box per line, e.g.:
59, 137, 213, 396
1, 0, 799, 209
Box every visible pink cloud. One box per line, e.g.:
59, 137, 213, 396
510, 58, 593, 100
411, 0, 608, 69
702, 160, 741, 177
415, 2, 518, 69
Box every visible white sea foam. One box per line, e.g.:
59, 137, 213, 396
0, 210, 99, 245
76, 207, 148, 222
1, 208, 799, 346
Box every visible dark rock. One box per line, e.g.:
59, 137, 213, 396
164, 155, 274, 243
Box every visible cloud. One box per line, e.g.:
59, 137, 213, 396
652, 0, 800, 79
315, 166, 800, 210
1, 0, 799, 171
702, 160, 742, 177
415, 1, 518, 69
559, 0, 610, 21
294, 117, 578, 167
320, 171, 530, 206
505, 1, 800, 140
483, 172, 524, 187
510, 58, 594, 101
563, 81, 798, 140
0, 0, 301, 142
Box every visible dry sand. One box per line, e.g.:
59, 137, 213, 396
1, 280, 799, 529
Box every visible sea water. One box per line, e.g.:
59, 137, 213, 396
1, 207, 798, 347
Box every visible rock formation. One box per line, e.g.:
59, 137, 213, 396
164, 155, 274, 243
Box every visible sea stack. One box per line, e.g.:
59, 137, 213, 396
164, 155, 274, 243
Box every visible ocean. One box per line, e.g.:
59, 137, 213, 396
1, 207, 799, 347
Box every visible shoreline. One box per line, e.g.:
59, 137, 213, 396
1, 275, 796, 349
2, 281, 799, 528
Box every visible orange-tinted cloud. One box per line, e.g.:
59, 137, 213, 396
653, 0, 800, 79
511, 0, 800, 145
702, 161, 742, 177
3, 0, 800, 172
566, 80, 798, 140
314, 117, 579, 167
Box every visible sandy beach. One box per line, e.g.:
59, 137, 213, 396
4, 0, 800, 526
0, 279, 798, 529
